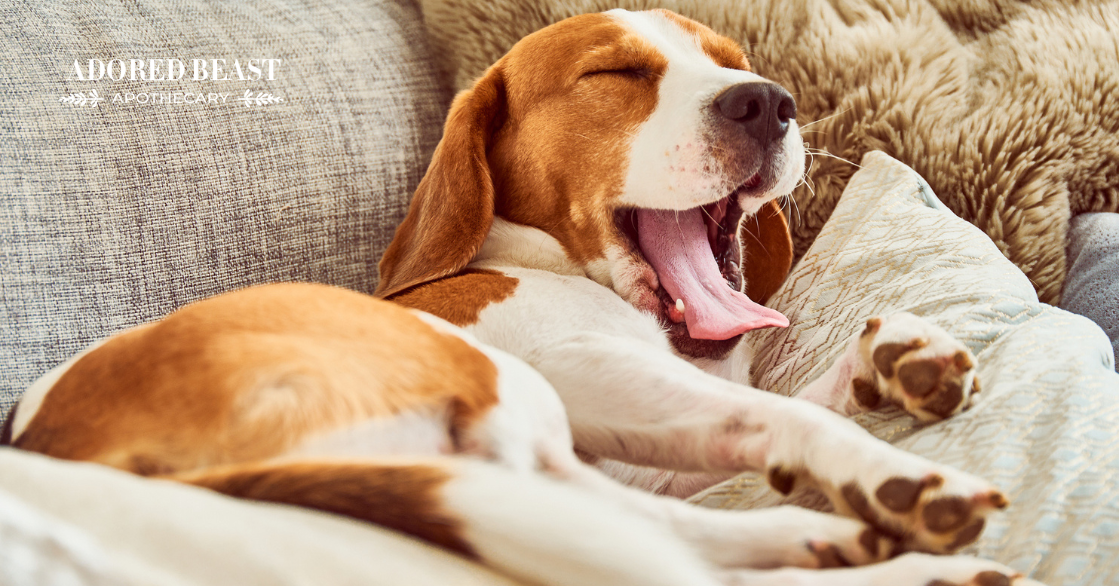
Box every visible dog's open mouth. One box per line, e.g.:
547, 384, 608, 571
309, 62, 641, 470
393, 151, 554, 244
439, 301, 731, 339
616, 173, 788, 341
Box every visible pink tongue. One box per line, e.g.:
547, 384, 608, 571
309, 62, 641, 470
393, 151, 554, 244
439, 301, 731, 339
636, 208, 788, 340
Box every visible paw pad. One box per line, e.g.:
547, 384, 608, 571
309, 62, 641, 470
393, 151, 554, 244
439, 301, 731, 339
852, 378, 882, 409
898, 360, 945, 398
767, 465, 799, 495
876, 474, 943, 512
858, 527, 883, 558
928, 571, 1014, 586
974, 571, 1012, 586
923, 496, 972, 533
807, 541, 851, 568
873, 340, 927, 377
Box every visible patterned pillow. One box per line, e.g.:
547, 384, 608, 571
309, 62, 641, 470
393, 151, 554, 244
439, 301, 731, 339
691, 152, 1119, 586
0, 0, 449, 424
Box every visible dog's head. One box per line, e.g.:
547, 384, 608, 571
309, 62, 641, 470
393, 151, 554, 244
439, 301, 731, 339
378, 9, 803, 357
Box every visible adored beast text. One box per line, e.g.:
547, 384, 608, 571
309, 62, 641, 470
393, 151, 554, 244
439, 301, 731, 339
69, 58, 283, 82
61, 58, 286, 108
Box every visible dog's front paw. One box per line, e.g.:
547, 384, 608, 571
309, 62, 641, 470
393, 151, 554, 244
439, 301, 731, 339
766, 422, 1008, 553
831, 469, 1008, 554
849, 312, 980, 421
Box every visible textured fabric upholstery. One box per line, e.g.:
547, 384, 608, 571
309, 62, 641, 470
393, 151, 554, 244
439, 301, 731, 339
0, 0, 450, 424
1061, 213, 1119, 371
690, 153, 1119, 586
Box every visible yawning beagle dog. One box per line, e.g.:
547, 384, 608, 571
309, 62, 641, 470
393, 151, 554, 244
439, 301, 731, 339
5, 9, 1043, 586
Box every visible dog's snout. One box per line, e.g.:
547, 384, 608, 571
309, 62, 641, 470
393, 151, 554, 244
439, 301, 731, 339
714, 83, 797, 146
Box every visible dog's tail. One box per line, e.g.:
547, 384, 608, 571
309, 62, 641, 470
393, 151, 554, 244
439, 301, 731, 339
171, 457, 720, 586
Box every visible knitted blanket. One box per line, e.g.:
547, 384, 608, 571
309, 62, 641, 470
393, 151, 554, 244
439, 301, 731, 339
418, 0, 1119, 304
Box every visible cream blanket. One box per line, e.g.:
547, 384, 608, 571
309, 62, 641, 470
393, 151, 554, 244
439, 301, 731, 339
419, 0, 1119, 304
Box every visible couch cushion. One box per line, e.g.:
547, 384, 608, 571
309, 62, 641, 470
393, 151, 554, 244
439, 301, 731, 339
0, 0, 450, 423
1061, 212, 1119, 371
690, 152, 1119, 585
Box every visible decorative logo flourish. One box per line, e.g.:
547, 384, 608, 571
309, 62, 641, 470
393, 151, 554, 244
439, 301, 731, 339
58, 90, 104, 108
239, 90, 284, 107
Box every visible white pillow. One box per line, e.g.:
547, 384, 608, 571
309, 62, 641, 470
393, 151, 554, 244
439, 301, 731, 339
690, 152, 1119, 586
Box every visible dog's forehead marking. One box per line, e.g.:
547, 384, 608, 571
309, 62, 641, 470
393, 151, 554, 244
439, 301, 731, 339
605, 9, 760, 84
606, 9, 711, 65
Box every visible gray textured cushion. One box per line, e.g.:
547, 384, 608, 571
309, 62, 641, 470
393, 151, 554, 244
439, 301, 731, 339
0, 1, 450, 424
1061, 212, 1119, 371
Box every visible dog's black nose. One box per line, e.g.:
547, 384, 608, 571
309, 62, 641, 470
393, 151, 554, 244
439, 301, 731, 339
714, 82, 797, 146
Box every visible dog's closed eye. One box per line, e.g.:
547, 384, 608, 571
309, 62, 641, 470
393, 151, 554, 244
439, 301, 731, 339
581, 67, 656, 81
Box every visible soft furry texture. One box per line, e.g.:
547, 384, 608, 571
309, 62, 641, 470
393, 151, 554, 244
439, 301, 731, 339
418, 0, 1119, 304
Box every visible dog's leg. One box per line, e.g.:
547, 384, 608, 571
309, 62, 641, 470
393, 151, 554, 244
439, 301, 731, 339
540, 452, 893, 570
525, 331, 1005, 554
793, 312, 980, 421
428, 328, 892, 570
718, 553, 1044, 586
174, 457, 725, 586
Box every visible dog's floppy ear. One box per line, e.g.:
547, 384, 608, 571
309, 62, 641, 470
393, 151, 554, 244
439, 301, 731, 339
742, 199, 793, 305
375, 66, 507, 299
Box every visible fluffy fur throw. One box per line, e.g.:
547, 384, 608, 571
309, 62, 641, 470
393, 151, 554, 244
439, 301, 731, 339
419, 0, 1119, 304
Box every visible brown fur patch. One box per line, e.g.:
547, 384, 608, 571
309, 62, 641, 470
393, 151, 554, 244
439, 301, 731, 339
489, 14, 665, 267
741, 200, 793, 305
15, 283, 499, 476
176, 460, 477, 558
390, 269, 518, 326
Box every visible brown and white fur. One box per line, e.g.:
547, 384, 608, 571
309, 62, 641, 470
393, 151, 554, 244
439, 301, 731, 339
6, 9, 1042, 586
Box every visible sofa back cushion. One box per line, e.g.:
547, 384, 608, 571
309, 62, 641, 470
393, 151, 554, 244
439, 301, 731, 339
0, 0, 450, 423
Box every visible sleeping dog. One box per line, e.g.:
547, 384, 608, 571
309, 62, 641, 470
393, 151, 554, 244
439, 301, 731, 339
6, 9, 1042, 586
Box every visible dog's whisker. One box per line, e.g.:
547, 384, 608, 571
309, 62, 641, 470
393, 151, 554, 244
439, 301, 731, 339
799, 107, 850, 131
804, 148, 860, 169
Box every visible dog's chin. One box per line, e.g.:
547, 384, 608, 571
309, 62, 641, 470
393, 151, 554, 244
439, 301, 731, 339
620, 269, 743, 359
667, 321, 743, 359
